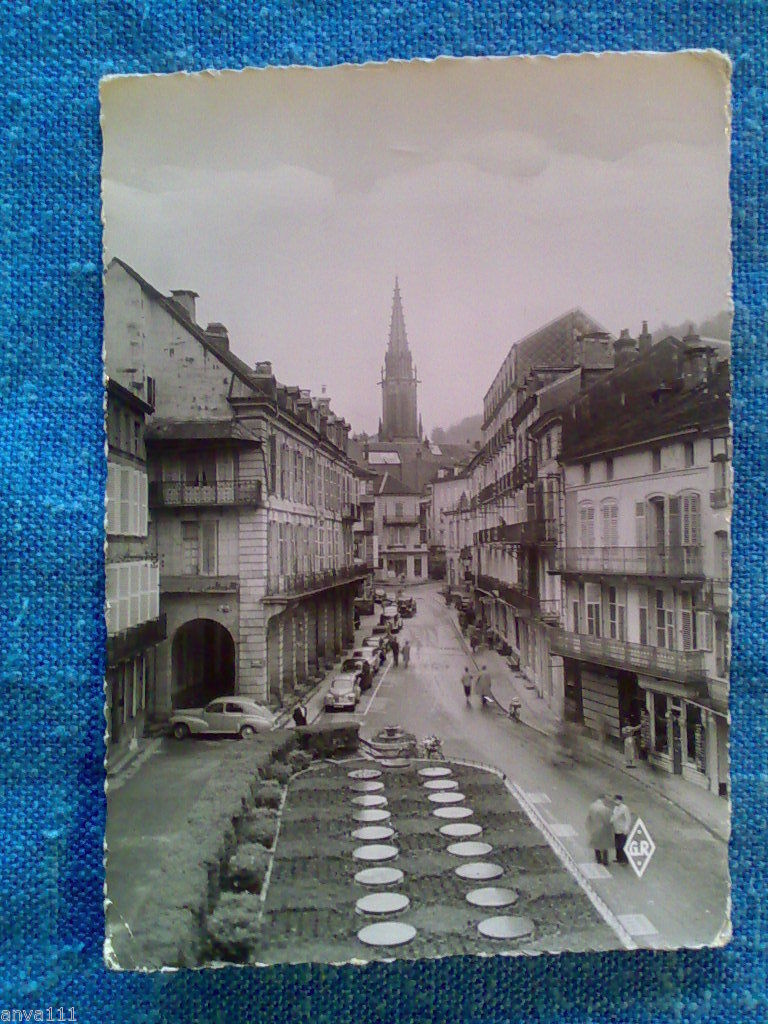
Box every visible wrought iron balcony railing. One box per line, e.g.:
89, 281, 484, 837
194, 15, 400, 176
149, 479, 263, 509
550, 628, 707, 684
556, 545, 703, 578
265, 563, 366, 598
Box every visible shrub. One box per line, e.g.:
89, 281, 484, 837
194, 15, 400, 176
239, 807, 278, 848
225, 842, 270, 892
206, 891, 262, 962
254, 780, 283, 809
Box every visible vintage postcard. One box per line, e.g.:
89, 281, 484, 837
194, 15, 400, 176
101, 52, 731, 968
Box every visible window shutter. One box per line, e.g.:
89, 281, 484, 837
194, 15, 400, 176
105, 565, 116, 634
202, 521, 217, 575
140, 561, 150, 623
106, 463, 117, 534
668, 496, 681, 547
695, 611, 714, 651
150, 563, 159, 618
138, 473, 148, 536
635, 502, 646, 547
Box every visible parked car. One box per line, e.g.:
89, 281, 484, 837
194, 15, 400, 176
324, 672, 361, 712
170, 698, 274, 740
381, 604, 403, 632
397, 596, 417, 618
341, 655, 373, 691
362, 634, 388, 665
354, 596, 375, 616
351, 646, 379, 678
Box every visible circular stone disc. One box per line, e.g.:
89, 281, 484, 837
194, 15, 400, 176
477, 916, 534, 941
466, 887, 519, 908
378, 758, 411, 768
447, 841, 493, 858
357, 922, 417, 947
356, 892, 411, 915
433, 806, 474, 820
354, 808, 391, 823
354, 866, 404, 887
353, 843, 399, 862
348, 768, 382, 780
350, 780, 385, 793
428, 791, 465, 804
439, 822, 483, 838
352, 794, 388, 807
423, 779, 459, 791
352, 825, 395, 841
418, 766, 452, 778
455, 861, 504, 880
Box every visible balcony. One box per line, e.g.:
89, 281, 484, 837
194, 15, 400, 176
149, 478, 263, 509
383, 514, 421, 526
556, 545, 704, 579
476, 573, 539, 614
709, 579, 730, 614
710, 487, 731, 510
264, 564, 368, 600
550, 628, 707, 684
478, 519, 556, 547
342, 502, 361, 522
537, 598, 560, 624
161, 575, 239, 595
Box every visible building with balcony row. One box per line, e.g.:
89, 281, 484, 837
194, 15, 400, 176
554, 331, 731, 796
104, 258, 366, 717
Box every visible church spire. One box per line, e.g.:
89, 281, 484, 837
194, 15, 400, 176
388, 276, 409, 354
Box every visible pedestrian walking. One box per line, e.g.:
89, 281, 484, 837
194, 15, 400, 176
461, 666, 473, 706
475, 664, 492, 707
611, 794, 632, 864
401, 640, 411, 668
622, 723, 641, 768
586, 794, 613, 866
390, 636, 400, 667
292, 704, 308, 727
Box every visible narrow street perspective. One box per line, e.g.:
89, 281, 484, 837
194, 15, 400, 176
101, 55, 732, 968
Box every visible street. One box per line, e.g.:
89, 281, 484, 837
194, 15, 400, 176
316, 581, 730, 951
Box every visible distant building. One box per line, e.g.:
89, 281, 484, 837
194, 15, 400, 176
379, 279, 421, 442
105, 258, 366, 716
372, 473, 429, 583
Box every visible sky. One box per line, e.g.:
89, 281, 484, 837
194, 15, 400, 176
101, 52, 732, 437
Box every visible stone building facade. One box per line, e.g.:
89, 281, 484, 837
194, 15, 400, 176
104, 258, 365, 715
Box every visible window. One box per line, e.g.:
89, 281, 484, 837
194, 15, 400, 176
655, 590, 674, 649
185, 453, 216, 486
546, 433, 552, 460
601, 500, 618, 547
395, 501, 403, 518
605, 457, 614, 481
269, 435, 277, 494
714, 530, 730, 581
181, 521, 217, 575
634, 501, 646, 547
680, 492, 701, 546
105, 560, 159, 635
413, 557, 422, 577
686, 705, 703, 764
684, 441, 695, 468
583, 462, 591, 484
578, 502, 595, 547
182, 522, 199, 575
607, 586, 626, 641
651, 448, 662, 473
585, 583, 601, 637
638, 589, 649, 646
680, 592, 694, 651
572, 600, 580, 634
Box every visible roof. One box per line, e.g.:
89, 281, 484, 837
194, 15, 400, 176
561, 337, 730, 461
106, 376, 154, 415
375, 472, 421, 496
145, 419, 262, 444
369, 451, 402, 465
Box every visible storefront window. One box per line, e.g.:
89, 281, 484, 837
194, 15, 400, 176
653, 693, 668, 753
686, 704, 702, 762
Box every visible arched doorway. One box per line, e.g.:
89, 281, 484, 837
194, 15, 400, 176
172, 618, 235, 708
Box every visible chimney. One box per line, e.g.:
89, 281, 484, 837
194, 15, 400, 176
205, 322, 229, 351
170, 289, 199, 322
253, 360, 273, 377
614, 327, 638, 368
638, 320, 652, 356
681, 332, 711, 390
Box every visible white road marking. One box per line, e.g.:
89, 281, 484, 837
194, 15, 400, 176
549, 823, 577, 838
617, 913, 658, 937
364, 661, 393, 715
525, 792, 551, 805
579, 861, 612, 880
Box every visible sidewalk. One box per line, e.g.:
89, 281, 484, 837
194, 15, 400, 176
448, 608, 730, 844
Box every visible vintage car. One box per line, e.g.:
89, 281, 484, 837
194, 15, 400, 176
170, 698, 274, 740
354, 595, 375, 616
324, 672, 362, 712
341, 655, 373, 691
381, 604, 403, 632
351, 646, 379, 678
397, 596, 417, 618
362, 635, 388, 665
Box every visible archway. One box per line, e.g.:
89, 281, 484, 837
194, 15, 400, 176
172, 618, 235, 709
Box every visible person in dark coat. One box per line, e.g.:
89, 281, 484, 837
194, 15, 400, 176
292, 704, 308, 727
390, 636, 400, 667
586, 794, 613, 866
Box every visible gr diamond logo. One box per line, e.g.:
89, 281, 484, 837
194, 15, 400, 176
626, 817, 656, 878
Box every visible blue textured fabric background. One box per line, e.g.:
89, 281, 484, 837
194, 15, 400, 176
0, 2, 765, 1022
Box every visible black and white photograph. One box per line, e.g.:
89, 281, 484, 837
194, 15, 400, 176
101, 53, 732, 968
